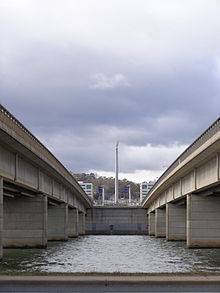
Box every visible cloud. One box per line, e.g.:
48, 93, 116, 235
213, 56, 220, 81
88, 169, 162, 183
36, 128, 187, 179
90, 73, 129, 89
120, 143, 187, 172
1, 0, 220, 182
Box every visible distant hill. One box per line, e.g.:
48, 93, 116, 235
72, 172, 140, 201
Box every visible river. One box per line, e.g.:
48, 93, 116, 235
0, 235, 220, 273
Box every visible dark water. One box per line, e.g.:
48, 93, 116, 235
1, 236, 220, 273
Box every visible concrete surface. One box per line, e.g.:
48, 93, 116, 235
0, 274, 219, 292
187, 193, 220, 248
48, 203, 68, 241
0, 283, 219, 293
143, 119, 220, 248
166, 203, 186, 241
143, 120, 220, 212
68, 208, 78, 237
86, 207, 147, 235
0, 105, 92, 258
0, 179, 2, 259
3, 194, 47, 248
155, 208, 166, 238
78, 212, 85, 235
148, 212, 155, 236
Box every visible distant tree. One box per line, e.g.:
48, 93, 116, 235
72, 172, 140, 200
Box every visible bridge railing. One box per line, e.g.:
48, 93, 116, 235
0, 104, 92, 207
145, 117, 220, 202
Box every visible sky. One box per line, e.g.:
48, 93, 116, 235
0, 0, 220, 183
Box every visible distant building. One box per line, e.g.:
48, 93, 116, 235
140, 180, 156, 202
78, 181, 94, 198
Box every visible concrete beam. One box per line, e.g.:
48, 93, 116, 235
78, 211, 85, 235
155, 208, 166, 238
0, 178, 3, 259
148, 212, 155, 236
48, 203, 68, 241
68, 208, 78, 237
166, 202, 186, 241
3, 194, 47, 248
187, 193, 220, 248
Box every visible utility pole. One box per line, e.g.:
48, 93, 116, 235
128, 184, 131, 205
115, 142, 119, 205
102, 186, 105, 206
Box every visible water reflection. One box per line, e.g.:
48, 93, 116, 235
0, 236, 220, 273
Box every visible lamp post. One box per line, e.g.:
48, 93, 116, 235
115, 142, 119, 205
128, 184, 131, 205
102, 186, 105, 206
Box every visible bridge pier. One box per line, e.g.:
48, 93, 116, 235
78, 211, 85, 235
166, 202, 186, 241
3, 194, 47, 248
0, 179, 3, 259
187, 193, 220, 248
68, 208, 78, 237
155, 208, 166, 238
148, 212, 155, 236
48, 202, 68, 241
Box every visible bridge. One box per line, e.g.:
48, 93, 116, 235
0, 105, 92, 259
142, 118, 220, 248
0, 104, 219, 260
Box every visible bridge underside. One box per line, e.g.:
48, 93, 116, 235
145, 125, 220, 249
0, 178, 86, 259
148, 187, 220, 248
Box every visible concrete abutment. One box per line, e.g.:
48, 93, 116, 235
148, 212, 155, 236
187, 193, 220, 248
86, 207, 147, 235
166, 202, 186, 241
3, 194, 47, 248
48, 202, 68, 241
78, 211, 85, 235
155, 208, 166, 238
68, 208, 79, 237
0, 179, 3, 259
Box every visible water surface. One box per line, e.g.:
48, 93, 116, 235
1, 236, 220, 273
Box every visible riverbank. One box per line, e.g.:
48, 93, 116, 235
0, 272, 220, 283
0, 273, 220, 293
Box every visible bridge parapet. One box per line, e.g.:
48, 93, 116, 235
0, 105, 91, 208
143, 117, 220, 210
144, 118, 220, 248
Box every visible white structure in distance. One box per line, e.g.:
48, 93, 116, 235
98, 185, 105, 206
140, 180, 156, 203
78, 181, 94, 199
115, 141, 119, 205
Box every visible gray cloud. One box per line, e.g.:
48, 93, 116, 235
90, 73, 130, 89
1, 0, 220, 181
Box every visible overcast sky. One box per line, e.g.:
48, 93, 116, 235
1, 0, 220, 182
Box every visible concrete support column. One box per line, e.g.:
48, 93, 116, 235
0, 178, 3, 259
68, 208, 78, 237
148, 212, 155, 236
78, 211, 85, 235
155, 208, 166, 238
187, 193, 220, 248
166, 202, 186, 241
4, 194, 47, 248
48, 203, 68, 241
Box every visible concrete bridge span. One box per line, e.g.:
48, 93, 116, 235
0, 105, 92, 258
142, 118, 220, 248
